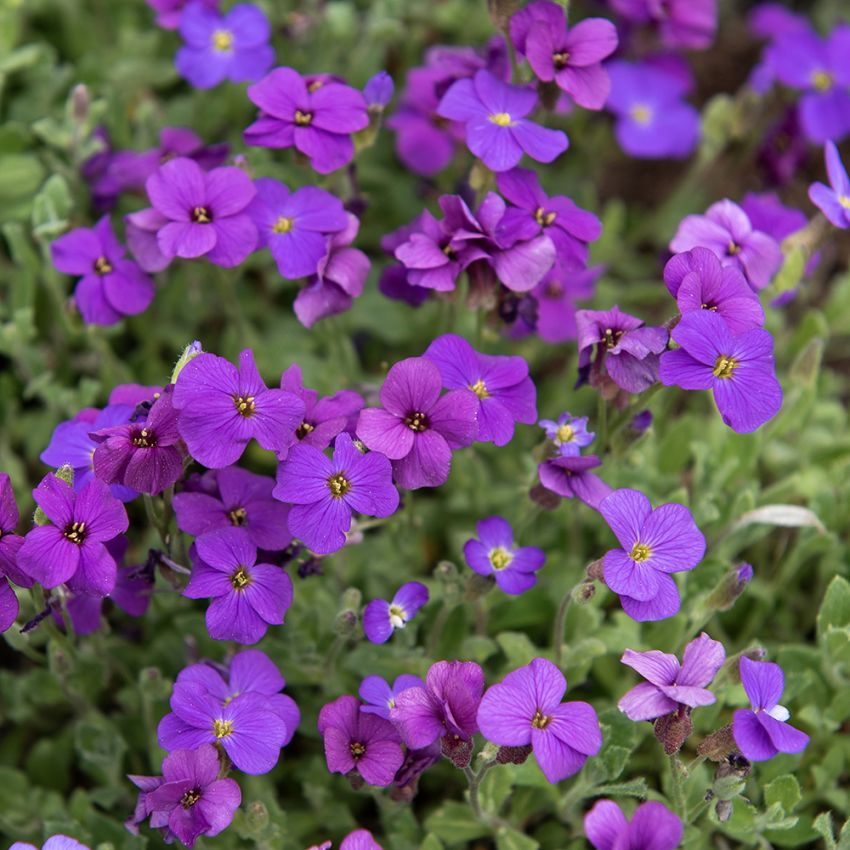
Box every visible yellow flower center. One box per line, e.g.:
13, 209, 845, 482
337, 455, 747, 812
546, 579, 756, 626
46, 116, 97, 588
404, 411, 429, 432
212, 29, 233, 51
294, 110, 313, 126
555, 424, 574, 444
630, 104, 652, 125
489, 547, 513, 571
234, 395, 255, 416
94, 256, 112, 275
296, 420, 315, 439
192, 206, 212, 224
839, 196, 850, 210
64, 521, 86, 545
228, 507, 247, 526
469, 378, 489, 399
726, 241, 741, 256
389, 604, 407, 629
349, 741, 366, 758
180, 789, 202, 809
552, 51, 570, 68
630, 542, 652, 562
213, 718, 234, 738
273, 216, 294, 234
132, 428, 156, 448
531, 709, 552, 729
812, 70, 833, 92
230, 566, 251, 590
489, 112, 513, 127
535, 207, 556, 227
328, 472, 351, 498
712, 355, 738, 380
308, 79, 324, 93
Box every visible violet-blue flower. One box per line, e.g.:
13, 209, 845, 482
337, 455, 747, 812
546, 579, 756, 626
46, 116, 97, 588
363, 71, 394, 110
539, 412, 594, 457
609, 0, 717, 50
463, 516, 545, 595
530, 264, 602, 343
537, 454, 612, 510
363, 581, 429, 644
584, 800, 683, 850
0, 474, 30, 633
359, 674, 426, 720
10, 838, 92, 850
146, 0, 218, 30
809, 141, 850, 230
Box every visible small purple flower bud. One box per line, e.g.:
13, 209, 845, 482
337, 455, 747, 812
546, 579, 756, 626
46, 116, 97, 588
363, 71, 394, 110
706, 562, 754, 611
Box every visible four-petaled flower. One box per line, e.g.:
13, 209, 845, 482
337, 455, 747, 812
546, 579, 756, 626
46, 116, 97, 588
363, 581, 429, 644
539, 412, 594, 457
809, 141, 850, 230
463, 516, 546, 595
584, 799, 683, 850
359, 674, 426, 720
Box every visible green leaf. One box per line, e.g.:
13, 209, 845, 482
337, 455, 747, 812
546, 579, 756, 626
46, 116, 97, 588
496, 827, 540, 850
424, 801, 489, 845
496, 631, 538, 668
593, 778, 648, 799
729, 504, 825, 535
813, 812, 836, 850
818, 576, 850, 636
772, 246, 806, 295
766, 775, 802, 813
420, 835, 445, 850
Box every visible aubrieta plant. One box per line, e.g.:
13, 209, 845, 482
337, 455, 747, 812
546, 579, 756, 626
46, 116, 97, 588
2, 0, 849, 849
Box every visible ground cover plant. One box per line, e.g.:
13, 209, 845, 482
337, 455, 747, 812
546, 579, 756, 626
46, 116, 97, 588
1, 0, 850, 848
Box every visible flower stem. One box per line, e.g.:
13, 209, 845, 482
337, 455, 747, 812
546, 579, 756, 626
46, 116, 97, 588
552, 585, 574, 668
669, 754, 688, 819
465, 759, 506, 829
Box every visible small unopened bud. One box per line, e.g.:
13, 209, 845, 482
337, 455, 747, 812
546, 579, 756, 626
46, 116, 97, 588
712, 772, 747, 802
706, 562, 753, 612
586, 559, 604, 582
464, 572, 495, 601
363, 71, 394, 112
341, 587, 362, 611
725, 648, 765, 684
571, 580, 596, 605
529, 483, 561, 510
170, 340, 203, 384
71, 84, 90, 124
487, 0, 522, 30
715, 799, 733, 822
334, 609, 358, 637
347, 771, 365, 791
654, 709, 692, 755
496, 744, 532, 765
631, 410, 653, 433
244, 800, 269, 832
441, 734, 473, 768
537, 79, 561, 111
697, 725, 737, 762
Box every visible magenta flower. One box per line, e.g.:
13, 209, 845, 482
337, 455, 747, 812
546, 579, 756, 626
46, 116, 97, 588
51, 217, 155, 326
732, 657, 809, 761
176, 2, 273, 89
539, 412, 594, 457
17, 474, 128, 596
140, 745, 241, 848
530, 264, 602, 343
363, 581, 429, 644
584, 800, 683, 850
273, 432, 399, 555
424, 334, 537, 446
248, 177, 348, 279
174, 466, 292, 551
158, 680, 289, 774
245, 67, 369, 174
183, 527, 293, 644
477, 658, 602, 783
538, 454, 612, 510
341, 830, 383, 850
318, 694, 404, 787
144, 157, 257, 267
659, 310, 783, 433
670, 199, 783, 292
146, 0, 218, 30
10, 838, 92, 850
663, 248, 764, 334
0, 474, 29, 633
809, 141, 850, 230
599, 488, 705, 622
618, 633, 725, 720
356, 357, 478, 490
359, 674, 425, 720
609, 0, 717, 50
463, 516, 545, 595
173, 348, 305, 468
125, 207, 173, 273
519, 2, 618, 109
437, 70, 568, 172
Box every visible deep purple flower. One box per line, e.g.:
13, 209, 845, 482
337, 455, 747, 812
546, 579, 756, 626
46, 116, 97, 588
173, 348, 305, 468
318, 694, 404, 787
364, 71, 394, 110
341, 830, 383, 850
363, 581, 429, 644
183, 527, 293, 643
538, 455, 611, 509
125, 207, 173, 274
273, 432, 399, 555
158, 680, 288, 774
463, 516, 545, 595
518, 2, 618, 109
618, 633, 725, 720
391, 661, 484, 750
732, 657, 809, 761
248, 177, 348, 279
245, 67, 369, 174
477, 658, 602, 783
599, 488, 705, 622
143, 157, 257, 267
17, 474, 129, 596
437, 70, 568, 172
10, 838, 92, 850
663, 248, 764, 334
659, 310, 783, 433
585, 800, 683, 850
424, 334, 537, 446
147, 0, 218, 29
176, 2, 273, 89
576, 306, 668, 394
140, 745, 240, 848
359, 674, 426, 720
496, 168, 601, 270
294, 213, 370, 328
670, 199, 783, 292
606, 61, 700, 159
531, 264, 602, 343
609, 0, 716, 49
0, 474, 30, 633
356, 358, 478, 490
51, 217, 155, 326
539, 412, 594, 457
809, 141, 850, 229
757, 108, 808, 186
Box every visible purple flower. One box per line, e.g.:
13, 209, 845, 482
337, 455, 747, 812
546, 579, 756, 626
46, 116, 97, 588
519, 3, 618, 110
576, 306, 668, 395
618, 632, 725, 720
757, 109, 808, 187
173, 348, 305, 468
496, 168, 601, 270
273, 432, 399, 555
391, 661, 484, 750
477, 657, 602, 783
125, 208, 173, 274
183, 527, 293, 643
51, 217, 155, 326
599, 488, 705, 622
463, 516, 545, 595
174, 465, 292, 551
663, 248, 764, 334
363, 581, 429, 644
359, 674, 426, 720
245, 67, 369, 174
341, 830, 383, 850
10, 838, 92, 850
809, 141, 850, 230
584, 800, 683, 850
732, 657, 809, 761
144, 157, 257, 267
606, 61, 700, 159
538, 454, 612, 509
364, 71, 394, 110
356, 357, 478, 490
424, 334, 537, 447
318, 694, 404, 787
248, 177, 348, 279
539, 412, 594, 457
17, 474, 128, 596
147, 0, 218, 29
176, 2, 273, 89
531, 265, 602, 343
294, 213, 370, 328
437, 70, 568, 172
670, 199, 783, 292
659, 310, 783, 433
0, 474, 29, 633
609, 0, 716, 50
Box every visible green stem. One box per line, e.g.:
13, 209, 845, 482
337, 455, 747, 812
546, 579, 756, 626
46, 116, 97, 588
552, 585, 574, 668
669, 754, 688, 819
465, 760, 506, 829
426, 596, 455, 657
596, 393, 608, 453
